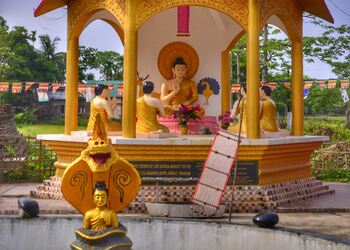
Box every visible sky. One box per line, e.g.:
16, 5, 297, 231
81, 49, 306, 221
0, 0, 349, 80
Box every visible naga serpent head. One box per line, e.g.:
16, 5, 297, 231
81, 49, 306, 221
81, 114, 118, 172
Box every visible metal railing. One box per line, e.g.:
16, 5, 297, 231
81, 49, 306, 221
0, 135, 56, 183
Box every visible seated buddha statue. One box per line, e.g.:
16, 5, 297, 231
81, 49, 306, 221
83, 182, 118, 230
260, 85, 278, 132
227, 84, 248, 134
87, 84, 121, 131
160, 57, 199, 115
136, 81, 169, 133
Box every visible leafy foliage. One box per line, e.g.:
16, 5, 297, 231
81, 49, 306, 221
304, 117, 350, 142
0, 17, 65, 82
304, 84, 346, 115
15, 108, 38, 125
79, 46, 124, 81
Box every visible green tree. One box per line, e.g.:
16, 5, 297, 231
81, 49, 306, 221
304, 83, 345, 115
271, 83, 292, 114
231, 36, 246, 83
97, 51, 123, 80
38, 35, 66, 82
79, 46, 98, 81
303, 15, 350, 79
0, 17, 13, 79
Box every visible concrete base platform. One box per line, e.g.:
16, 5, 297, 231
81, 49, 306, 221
30, 177, 335, 213
1, 183, 350, 240
145, 203, 226, 218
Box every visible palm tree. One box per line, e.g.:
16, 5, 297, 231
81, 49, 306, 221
39, 35, 60, 61
39, 35, 66, 81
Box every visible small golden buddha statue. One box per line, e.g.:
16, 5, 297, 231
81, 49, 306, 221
160, 57, 199, 115
83, 182, 118, 230
136, 81, 169, 133
87, 84, 121, 131
227, 85, 248, 134
260, 85, 278, 132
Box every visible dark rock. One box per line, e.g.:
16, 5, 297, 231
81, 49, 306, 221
18, 197, 39, 218
253, 211, 279, 228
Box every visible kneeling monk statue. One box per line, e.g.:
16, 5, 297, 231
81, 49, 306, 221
260, 85, 278, 132
87, 84, 121, 132
136, 81, 169, 133
160, 57, 199, 115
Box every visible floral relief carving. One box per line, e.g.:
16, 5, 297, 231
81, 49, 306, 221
136, 0, 248, 30
68, 0, 125, 36
260, 0, 302, 40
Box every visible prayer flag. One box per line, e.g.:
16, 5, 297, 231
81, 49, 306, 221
37, 83, 49, 102
284, 82, 291, 88
0, 82, 9, 92
340, 89, 349, 103
327, 80, 336, 89
78, 84, 87, 94
37, 88, 49, 102
107, 84, 114, 91
341, 80, 349, 89
52, 83, 61, 93
25, 82, 35, 91
304, 89, 310, 99
11, 82, 22, 93
117, 85, 123, 95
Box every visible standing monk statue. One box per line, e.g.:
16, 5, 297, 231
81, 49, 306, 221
160, 57, 199, 115
227, 84, 248, 134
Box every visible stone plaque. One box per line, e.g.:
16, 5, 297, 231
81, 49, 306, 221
230, 161, 259, 185
131, 160, 258, 185
131, 161, 203, 179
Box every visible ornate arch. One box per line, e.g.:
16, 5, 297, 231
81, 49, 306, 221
260, 0, 302, 42
135, 0, 248, 31
68, 0, 125, 38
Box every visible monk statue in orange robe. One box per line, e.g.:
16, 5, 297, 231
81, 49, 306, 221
260, 85, 278, 132
87, 84, 121, 132
136, 81, 169, 133
160, 57, 199, 115
227, 84, 248, 134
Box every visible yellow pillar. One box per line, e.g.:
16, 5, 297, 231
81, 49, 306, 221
246, 0, 260, 139
64, 37, 79, 135
122, 0, 137, 138
292, 40, 304, 136
221, 50, 231, 115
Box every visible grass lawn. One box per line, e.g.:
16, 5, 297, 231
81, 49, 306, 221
17, 124, 86, 136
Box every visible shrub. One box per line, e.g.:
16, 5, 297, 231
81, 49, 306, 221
15, 108, 37, 125
304, 117, 350, 142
